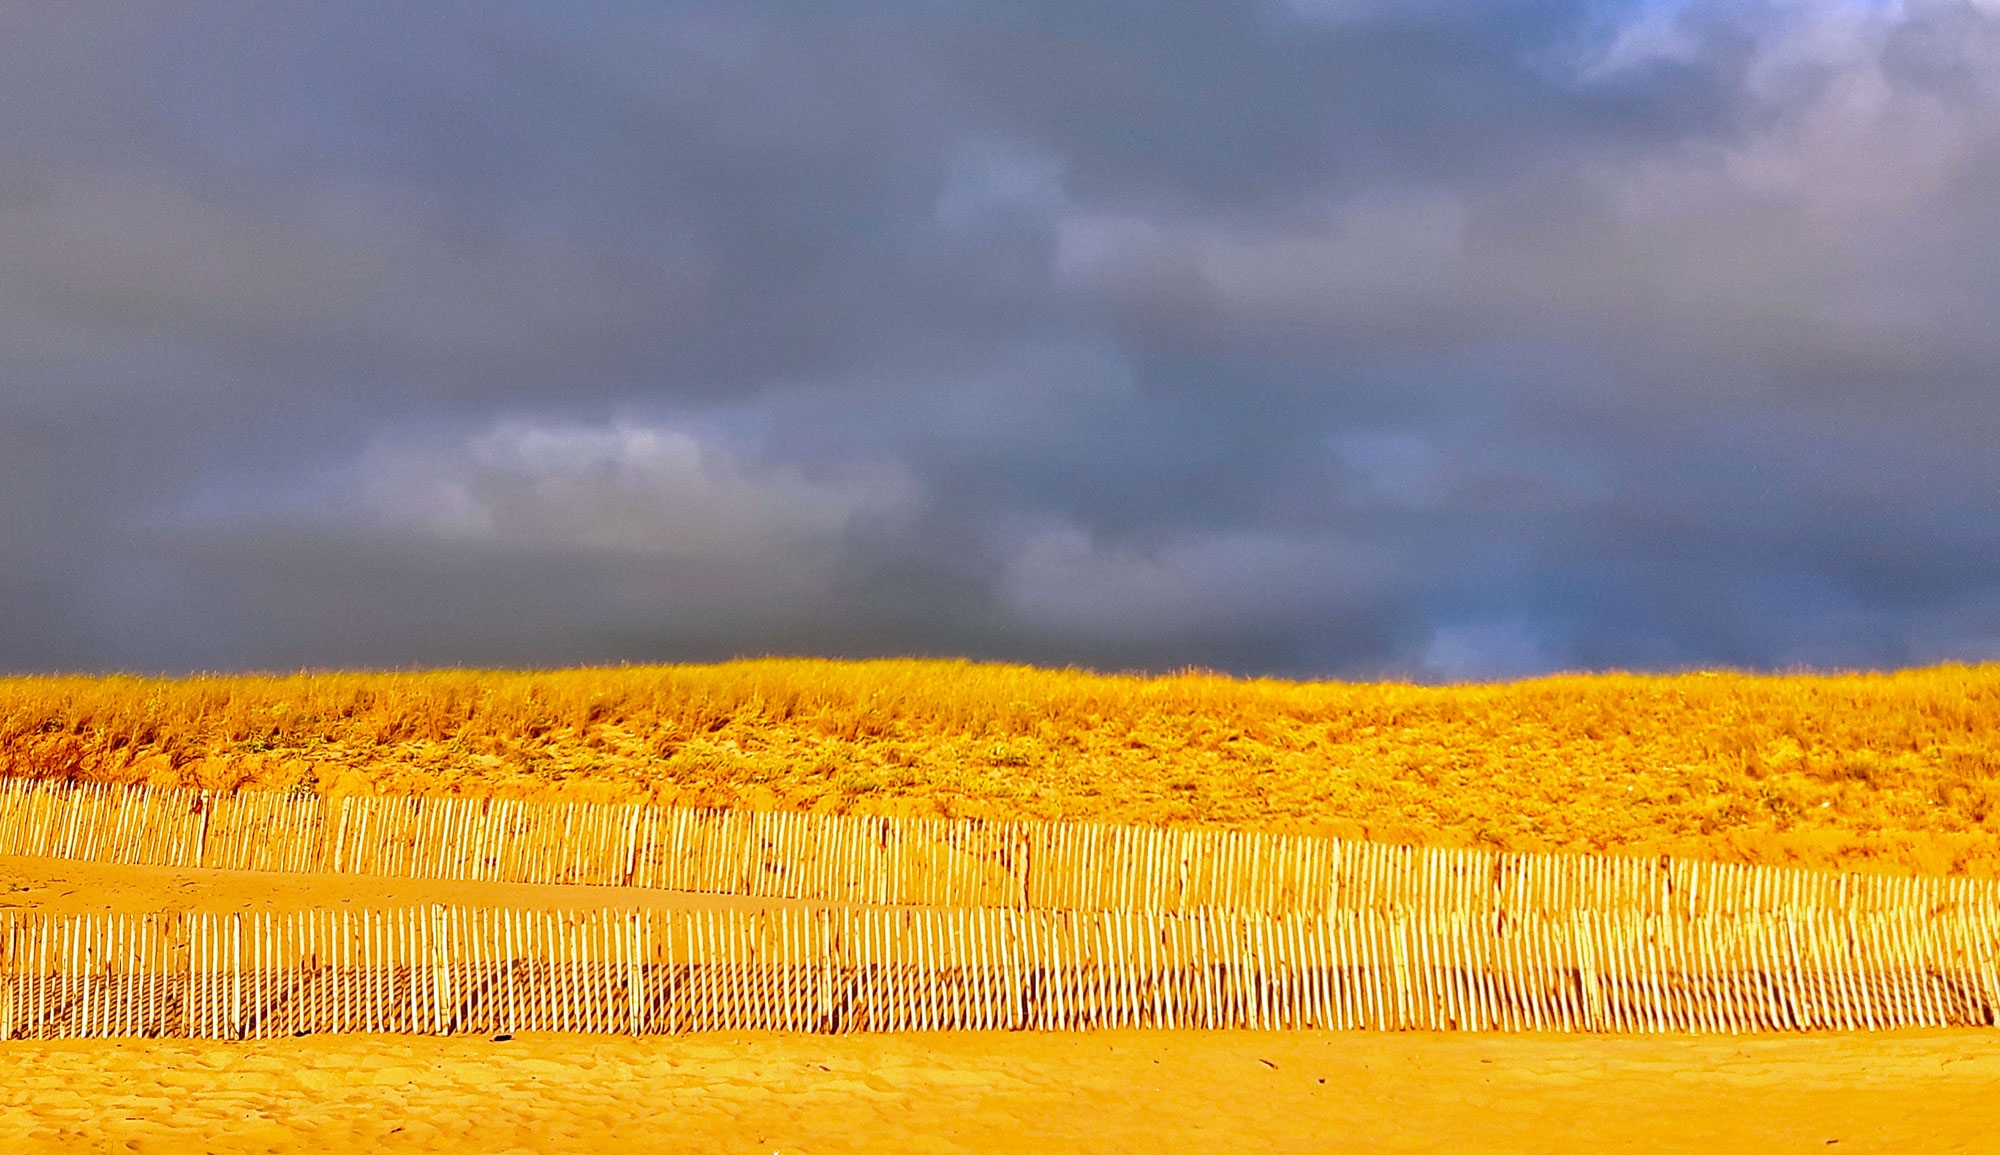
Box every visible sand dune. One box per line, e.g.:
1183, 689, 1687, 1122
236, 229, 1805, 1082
4, 667, 1998, 1153
11, 661, 2000, 876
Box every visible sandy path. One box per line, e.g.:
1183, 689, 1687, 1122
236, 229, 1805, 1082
0, 1028, 1995, 1153
0, 854, 805, 917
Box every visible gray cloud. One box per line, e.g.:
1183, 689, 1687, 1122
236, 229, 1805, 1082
338, 417, 919, 559
3, 0, 1999, 678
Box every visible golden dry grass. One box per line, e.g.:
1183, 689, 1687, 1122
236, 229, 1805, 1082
3, 659, 1999, 875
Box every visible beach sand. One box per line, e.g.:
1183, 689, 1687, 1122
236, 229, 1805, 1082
0, 1027, 1995, 1153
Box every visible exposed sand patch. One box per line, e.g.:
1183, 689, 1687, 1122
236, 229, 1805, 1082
0, 1028, 1995, 1153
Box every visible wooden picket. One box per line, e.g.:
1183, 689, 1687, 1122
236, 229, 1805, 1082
1, 777, 1995, 921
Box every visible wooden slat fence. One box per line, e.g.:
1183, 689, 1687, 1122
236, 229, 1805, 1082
1, 777, 1996, 920
0, 779, 320, 873
1, 901, 1996, 1040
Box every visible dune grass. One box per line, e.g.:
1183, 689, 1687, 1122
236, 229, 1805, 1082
2, 659, 1998, 875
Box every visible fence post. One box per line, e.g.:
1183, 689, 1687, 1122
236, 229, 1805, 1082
627, 911, 645, 1036
0, 916, 12, 1042
227, 913, 242, 1041
431, 905, 451, 1035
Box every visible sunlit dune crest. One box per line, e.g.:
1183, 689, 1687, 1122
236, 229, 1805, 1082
4, 659, 1998, 876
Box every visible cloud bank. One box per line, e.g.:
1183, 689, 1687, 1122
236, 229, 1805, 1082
3, 0, 1999, 678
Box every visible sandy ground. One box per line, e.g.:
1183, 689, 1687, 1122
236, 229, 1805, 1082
2, 853, 1997, 1153
0, 1028, 1995, 1154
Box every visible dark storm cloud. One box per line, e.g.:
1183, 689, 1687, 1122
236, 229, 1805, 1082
3, 0, 1999, 678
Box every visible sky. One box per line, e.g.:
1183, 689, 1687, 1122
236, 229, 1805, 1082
3, 0, 1998, 680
